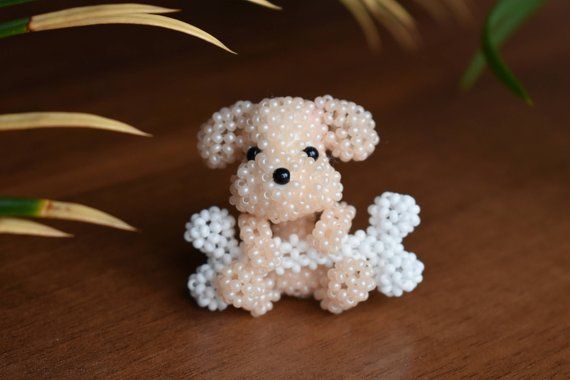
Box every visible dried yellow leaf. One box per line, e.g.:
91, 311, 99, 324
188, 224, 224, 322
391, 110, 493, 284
0, 112, 150, 136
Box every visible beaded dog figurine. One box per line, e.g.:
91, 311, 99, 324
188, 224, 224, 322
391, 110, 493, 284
186, 96, 424, 316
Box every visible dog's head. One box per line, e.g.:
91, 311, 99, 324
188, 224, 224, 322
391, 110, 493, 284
197, 96, 379, 223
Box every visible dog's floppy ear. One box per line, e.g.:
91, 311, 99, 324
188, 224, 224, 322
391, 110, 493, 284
197, 100, 255, 168
315, 95, 379, 162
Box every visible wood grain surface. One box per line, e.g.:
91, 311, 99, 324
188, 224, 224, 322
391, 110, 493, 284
1, 1, 568, 378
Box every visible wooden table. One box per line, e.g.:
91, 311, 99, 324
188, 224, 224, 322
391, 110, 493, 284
1, 1, 568, 378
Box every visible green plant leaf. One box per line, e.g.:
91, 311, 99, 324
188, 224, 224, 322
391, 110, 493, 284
0, 0, 37, 8
461, 5, 538, 89
0, 17, 29, 39
461, 0, 547, 103
0, 198, 42, 216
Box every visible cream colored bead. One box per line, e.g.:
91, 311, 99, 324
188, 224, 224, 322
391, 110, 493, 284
217, 261, 280, 316
316, 258, 376, 314
314, 95, 379, 162
238, 214, 280, 271
188, 96, 423, 317
198, 96, 375, 224
312, 202, 356, 254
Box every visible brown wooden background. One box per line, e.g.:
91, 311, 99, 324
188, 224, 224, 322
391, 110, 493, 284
1, 0, 569, 378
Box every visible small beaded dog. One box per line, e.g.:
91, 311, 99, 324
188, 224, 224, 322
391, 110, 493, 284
186, 96, 424, 316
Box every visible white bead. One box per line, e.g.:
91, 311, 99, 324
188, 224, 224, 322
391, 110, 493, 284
192, 94, 421, 316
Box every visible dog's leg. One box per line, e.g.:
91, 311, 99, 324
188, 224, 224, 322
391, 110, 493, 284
312, 202, 356, 254
217, 261, 280, 316
314, 258, 376, 314
217, 214, 281, 316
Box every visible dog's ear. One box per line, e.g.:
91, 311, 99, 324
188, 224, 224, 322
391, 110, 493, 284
315, 95, 379, 162
197, 101, 255, 168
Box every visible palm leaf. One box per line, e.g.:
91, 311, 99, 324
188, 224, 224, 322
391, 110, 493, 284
0, 218, 71, 238
340, 0, 381, 50
243, 0, 281, 10
342, 0, 469, 50
362, 0, 419, 50
377, 0, 416, 29
32, 4, 178, 25
0, 3, 234, 53
0, 198, 136, 231
0, 112, 150, 136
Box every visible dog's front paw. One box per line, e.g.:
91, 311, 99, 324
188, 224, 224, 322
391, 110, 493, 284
312, 202, 356, 254
238, 214, 281, 271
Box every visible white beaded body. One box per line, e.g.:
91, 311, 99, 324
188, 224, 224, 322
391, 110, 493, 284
188, 96, 424, 316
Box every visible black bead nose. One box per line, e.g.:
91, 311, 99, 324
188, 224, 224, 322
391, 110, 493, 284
273, 168, 290, 185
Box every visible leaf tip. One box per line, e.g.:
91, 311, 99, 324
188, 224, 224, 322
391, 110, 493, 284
134, 130, 153, 137
107, 218, 138, 232
245, 0, 282, 10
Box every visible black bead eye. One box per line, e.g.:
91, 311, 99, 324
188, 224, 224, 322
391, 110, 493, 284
247, 146, 261, 161
303, 146, 319, 160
